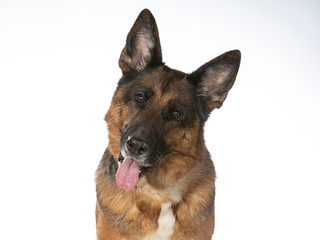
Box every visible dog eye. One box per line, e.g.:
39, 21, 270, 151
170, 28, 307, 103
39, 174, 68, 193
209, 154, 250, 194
135, 93, 145, 103
171, 110, 182, 119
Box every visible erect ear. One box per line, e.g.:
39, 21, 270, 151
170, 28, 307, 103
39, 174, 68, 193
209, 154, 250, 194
119, 9, 162, 74
188, 50, 241, 117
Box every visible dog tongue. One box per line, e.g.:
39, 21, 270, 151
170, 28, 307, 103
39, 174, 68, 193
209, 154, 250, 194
116, 157, 140, 190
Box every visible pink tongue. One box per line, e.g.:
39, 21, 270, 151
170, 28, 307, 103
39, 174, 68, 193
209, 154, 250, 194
116, 157, 141, 190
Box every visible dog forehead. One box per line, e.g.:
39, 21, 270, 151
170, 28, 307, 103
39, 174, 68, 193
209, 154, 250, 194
115, 66, 195, 108
143, 66, 191, 99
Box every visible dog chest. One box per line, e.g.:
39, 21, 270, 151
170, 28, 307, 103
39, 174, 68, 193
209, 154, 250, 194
144, 202, 175, 240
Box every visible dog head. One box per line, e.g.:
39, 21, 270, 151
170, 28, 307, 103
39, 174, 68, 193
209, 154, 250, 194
105, 9, 241, 190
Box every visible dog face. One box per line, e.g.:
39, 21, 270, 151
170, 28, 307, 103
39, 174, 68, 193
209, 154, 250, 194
105, 9, 240, 190
118, 68, 199, 166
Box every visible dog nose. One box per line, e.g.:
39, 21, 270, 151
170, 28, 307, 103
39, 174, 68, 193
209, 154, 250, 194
126, 137, 149, 156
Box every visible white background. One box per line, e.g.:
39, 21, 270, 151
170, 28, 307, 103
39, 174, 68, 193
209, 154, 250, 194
0, 0, 319, 239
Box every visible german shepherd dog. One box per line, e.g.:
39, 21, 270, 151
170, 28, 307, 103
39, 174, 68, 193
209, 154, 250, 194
96, 9, 241, 240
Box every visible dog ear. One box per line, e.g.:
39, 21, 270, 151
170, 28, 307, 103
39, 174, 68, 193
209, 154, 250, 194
188, 50, 241, 117
119, 9, 162, 74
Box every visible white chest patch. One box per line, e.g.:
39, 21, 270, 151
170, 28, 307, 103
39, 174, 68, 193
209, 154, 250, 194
144, 202, 175, 240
